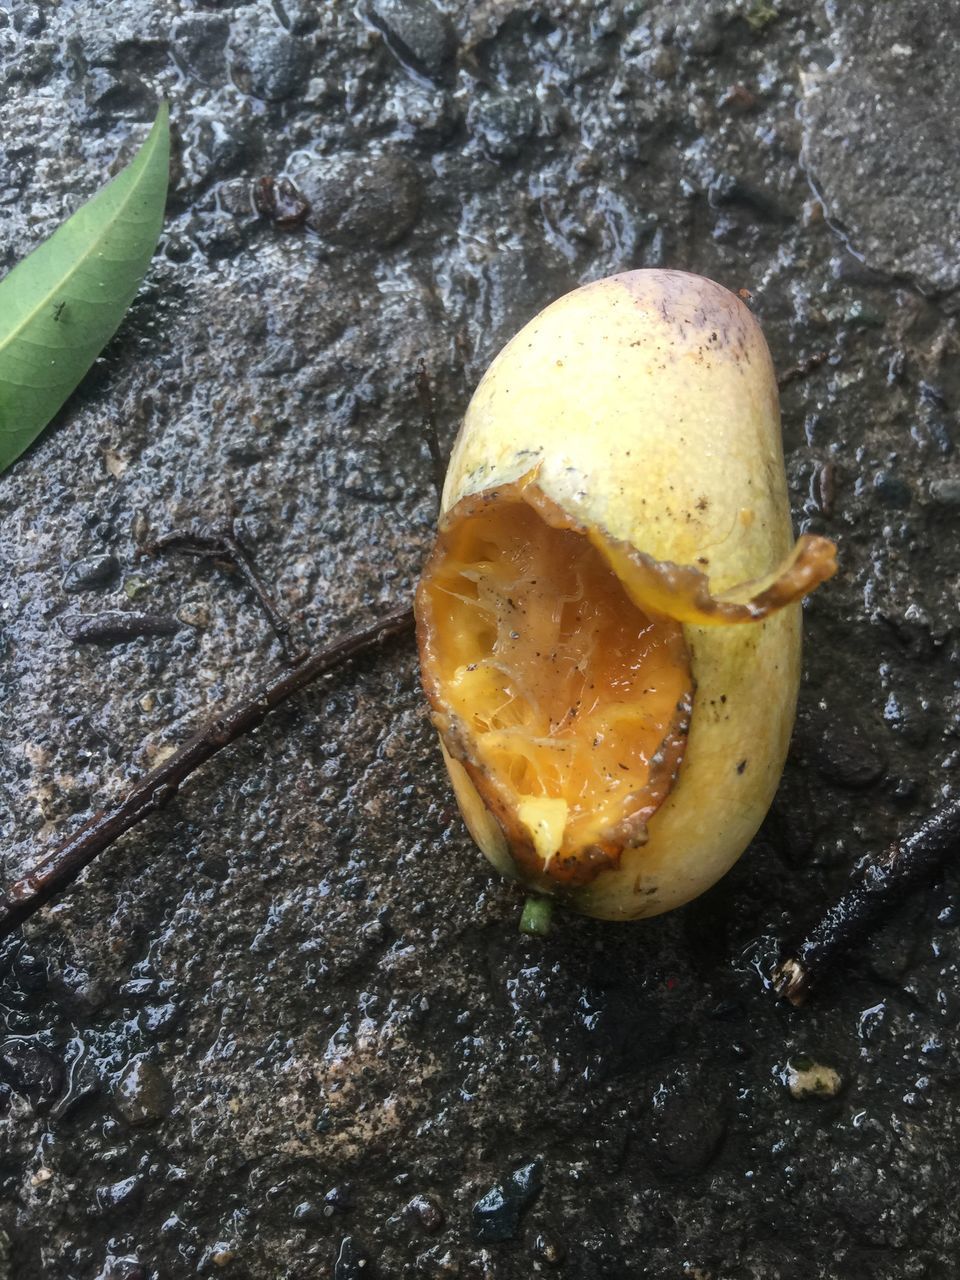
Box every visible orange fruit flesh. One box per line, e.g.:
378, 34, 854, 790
417, 492, 693, 885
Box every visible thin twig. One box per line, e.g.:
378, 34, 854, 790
144, 519, 301, 660
0, 605, 415, 939
771, 796, 960, 1004
416, 358, 446, 509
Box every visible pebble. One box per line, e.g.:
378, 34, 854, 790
813, 717, 886, 789
386, 81, 460, 143
171, 14, 229, 83
113, 1057, 173, 1126
273, 0, 319, 35
873, 469, 911, 509
84, 68, 152, 114
366, 0, 457, 83
324, 1184, 354, 1214
472, 1160, 543, 1244
0, 1040, 64, 1111
15, 5, 45, 37
298, 153, 423, 248
647, 1085, 727, 1176
229, 14, 310, 102
96, 1175, 143, 1212
534, 1234, 566, 1266
293, 1200, 322, 1222
407, 1193, 444, 1233
62, 554, 120, 593
216, 177, 257, 218
930, 477, 960, 507
467, 93, 538, 161
784, 1057, 843, 1100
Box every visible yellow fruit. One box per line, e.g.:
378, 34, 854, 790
416, 269, 836, 920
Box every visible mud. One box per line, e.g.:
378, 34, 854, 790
0, 1, 959, 1276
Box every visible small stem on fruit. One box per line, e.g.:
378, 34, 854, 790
519, 895, 554, 937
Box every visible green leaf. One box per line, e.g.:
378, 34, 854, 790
0, 103, 170, 474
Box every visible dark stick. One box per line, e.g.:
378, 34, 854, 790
0, 604, 415, 939
415, 358, 446, 509
145, 520, 301, 660
59, 611, 181, 644
771, 796, 960, 1005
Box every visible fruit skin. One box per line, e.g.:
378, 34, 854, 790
421, 268, 834, 921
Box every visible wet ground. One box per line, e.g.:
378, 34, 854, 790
1, 0, 959, 1276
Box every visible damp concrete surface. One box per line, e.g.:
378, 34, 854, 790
1, 1, 959, 1276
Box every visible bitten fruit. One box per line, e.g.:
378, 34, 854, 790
416, 269, 836, 920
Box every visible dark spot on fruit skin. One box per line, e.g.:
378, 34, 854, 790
613, 269, 759, 356
737, 759, 748, 774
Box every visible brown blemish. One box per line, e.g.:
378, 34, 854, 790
611, 269, 760, 357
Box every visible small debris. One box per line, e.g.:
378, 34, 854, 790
783, 1056, 842, 1100
175, 603, 210, 629
777, 350, 830, 389
334, 1236, 369, 1279
101, 446, 128, 479
718, 83, 757, 112
816, 461, 836, 517
534, 1234, 566, 1266
253, 175, 310, 228
123, 575, 149, 600
59, 612, 181, 645
745, 0, 778, 31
